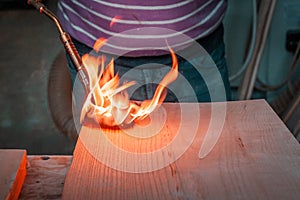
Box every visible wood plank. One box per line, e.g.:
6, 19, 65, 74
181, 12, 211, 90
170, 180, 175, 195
19, 156, 72, 200
0, 149, 26, 200
62, 100, 300, 199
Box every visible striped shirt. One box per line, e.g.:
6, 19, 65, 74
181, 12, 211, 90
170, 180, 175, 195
57, 0, 227, 56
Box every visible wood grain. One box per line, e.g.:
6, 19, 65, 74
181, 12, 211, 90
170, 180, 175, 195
0, 149, 26, 200
62, 100, 300, 200
19, 156, 72, 200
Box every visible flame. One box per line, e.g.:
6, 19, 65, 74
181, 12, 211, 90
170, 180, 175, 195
110, 16, 123, 28
80, 38, 178, 128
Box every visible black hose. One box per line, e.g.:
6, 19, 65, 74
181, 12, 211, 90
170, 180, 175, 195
47, 50, 78, 141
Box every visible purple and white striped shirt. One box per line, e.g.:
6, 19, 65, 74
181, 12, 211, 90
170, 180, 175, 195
57, 0, 227, 56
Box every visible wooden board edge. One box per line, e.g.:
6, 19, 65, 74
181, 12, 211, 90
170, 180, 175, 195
5, 150, 27, 200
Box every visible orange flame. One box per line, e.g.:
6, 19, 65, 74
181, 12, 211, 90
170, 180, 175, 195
80, 38, 178, 127
110, 16, 123, 28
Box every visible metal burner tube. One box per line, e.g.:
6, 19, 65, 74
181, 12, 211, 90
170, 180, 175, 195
27, 0, 90, 93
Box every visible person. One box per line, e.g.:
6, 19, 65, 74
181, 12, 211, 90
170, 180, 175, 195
57, 0, 231, 102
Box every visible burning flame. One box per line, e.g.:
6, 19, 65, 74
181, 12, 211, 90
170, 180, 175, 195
110, 16, 123, 28
80, 38, 178, 128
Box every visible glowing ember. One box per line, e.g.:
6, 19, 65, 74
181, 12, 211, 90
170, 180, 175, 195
80, 38, 178, 128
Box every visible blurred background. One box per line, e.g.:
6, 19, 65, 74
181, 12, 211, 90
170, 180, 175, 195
0, 0, 75, 154
0, 0, 299, 155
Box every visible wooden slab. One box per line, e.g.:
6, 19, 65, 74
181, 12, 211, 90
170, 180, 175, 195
19, 156, 72, 200
62, 100, 300, 199
0, 149, 26, 200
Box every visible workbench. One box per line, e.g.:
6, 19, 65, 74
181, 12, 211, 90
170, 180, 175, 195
18, 156, 71, 199
15, 100, 300, 199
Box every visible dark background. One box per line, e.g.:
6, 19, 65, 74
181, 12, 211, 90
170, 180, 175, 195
0, 0, 75, 154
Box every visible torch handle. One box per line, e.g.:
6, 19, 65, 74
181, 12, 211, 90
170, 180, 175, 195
60, 32, 90, 92
28, 0, 90, 93
59, 33, 82, 70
